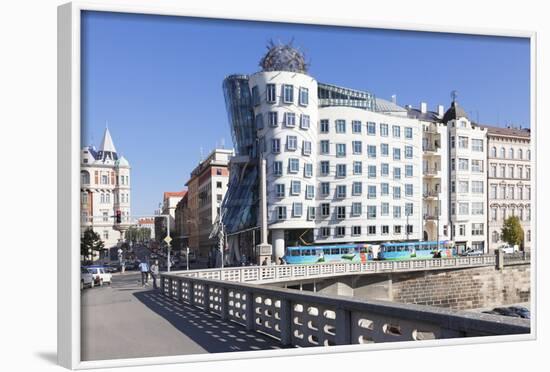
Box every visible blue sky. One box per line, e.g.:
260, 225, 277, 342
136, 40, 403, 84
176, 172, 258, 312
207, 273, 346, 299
81, 11, 530, 216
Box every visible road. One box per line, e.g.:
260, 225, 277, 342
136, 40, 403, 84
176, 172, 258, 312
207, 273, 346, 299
81, 272, 282, 361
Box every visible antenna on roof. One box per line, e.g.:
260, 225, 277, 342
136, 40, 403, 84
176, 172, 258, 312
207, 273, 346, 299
221, 137, 225, 149
450, 90, 458, 103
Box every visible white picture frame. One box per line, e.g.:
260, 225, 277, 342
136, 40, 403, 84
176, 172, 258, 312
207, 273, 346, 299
57, 1, 537, 369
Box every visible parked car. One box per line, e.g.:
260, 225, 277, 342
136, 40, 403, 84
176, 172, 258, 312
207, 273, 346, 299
508, 306, 530, 319
85, 266, 112, 286
492, 307, 522, 318
499, 245, 519, 254
462, 249, 484, 257
104, 263, 120, 273
81, 267, 94, 290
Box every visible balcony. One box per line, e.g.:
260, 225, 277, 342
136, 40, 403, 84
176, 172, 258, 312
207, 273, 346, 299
423, 214, 438, 221
423, 167, 440, 177
423, 190, 439, 199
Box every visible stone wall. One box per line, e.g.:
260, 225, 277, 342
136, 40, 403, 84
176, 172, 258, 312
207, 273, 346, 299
390, 263, 530, 310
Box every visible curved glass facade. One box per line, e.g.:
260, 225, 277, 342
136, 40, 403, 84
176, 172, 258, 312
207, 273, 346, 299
221, 74, 259, 234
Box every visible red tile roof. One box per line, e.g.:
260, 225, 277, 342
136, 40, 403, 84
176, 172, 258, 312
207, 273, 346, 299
163, 190, 187, 199
477, 124, 531, 138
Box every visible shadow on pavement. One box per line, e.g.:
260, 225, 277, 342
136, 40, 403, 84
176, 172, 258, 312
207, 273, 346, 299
133, 290, 285, 354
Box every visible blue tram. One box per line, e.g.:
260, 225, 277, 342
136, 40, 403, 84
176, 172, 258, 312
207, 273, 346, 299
284, 244, 374, 265
377, 241, 455, 260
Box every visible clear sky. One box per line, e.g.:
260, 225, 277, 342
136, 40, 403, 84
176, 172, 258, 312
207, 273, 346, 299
81, 11, 530, 217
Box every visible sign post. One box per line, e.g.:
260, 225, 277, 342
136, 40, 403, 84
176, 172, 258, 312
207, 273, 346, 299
164, 235, 172, 272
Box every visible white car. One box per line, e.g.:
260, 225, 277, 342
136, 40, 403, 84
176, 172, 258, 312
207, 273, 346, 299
86, 266, 112, 286
81, 267, 94, 290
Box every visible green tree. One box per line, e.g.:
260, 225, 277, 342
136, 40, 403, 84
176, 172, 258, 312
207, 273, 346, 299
501, 216, 524, 248
81, 228, 105, 263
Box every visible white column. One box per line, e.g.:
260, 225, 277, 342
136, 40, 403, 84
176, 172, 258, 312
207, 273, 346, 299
272, 229, 285, 261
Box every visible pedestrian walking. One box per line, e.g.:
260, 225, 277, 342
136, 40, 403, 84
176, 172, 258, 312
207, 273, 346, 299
138, 260, 149, 286
150, 260, 159, 289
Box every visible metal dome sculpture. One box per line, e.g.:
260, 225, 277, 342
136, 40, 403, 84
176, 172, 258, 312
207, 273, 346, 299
259, 40, 308, 73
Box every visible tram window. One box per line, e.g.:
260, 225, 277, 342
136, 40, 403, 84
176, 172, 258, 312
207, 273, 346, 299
303, 249, 311, 256
360, 247, 368, 253
323, 249, 331, 255
331, 248, 340, 255
291, 250, 300, 256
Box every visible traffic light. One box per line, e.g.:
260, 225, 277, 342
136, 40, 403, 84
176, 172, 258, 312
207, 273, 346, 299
116, 210, 122, 224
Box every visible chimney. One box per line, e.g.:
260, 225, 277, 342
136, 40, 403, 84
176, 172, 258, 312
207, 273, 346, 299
437, 105, 444, 117
420, 102, 427, 114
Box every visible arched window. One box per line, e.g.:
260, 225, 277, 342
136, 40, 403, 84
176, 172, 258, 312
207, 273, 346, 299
500, 147, 506, 158
527, 150, 531, 160
491, 147, 497, 157
492, 231, 499, 243
509, 148, 514, 159
518, 149, 523, 159
81, 171, 90, 185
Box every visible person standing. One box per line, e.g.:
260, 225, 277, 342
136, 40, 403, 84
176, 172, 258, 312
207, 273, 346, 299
138, 260, 149, 287
150, 260, 159, 289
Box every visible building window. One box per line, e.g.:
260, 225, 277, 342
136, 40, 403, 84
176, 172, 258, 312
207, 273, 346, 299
458, 136, 469, 149
367, 121, 376, 135
393, 186, 401, 199
367, 205, 377, 219
273, 161, 283, 176
284, 113, 296, 127
352, 226, 362, 236
306, 185, 315, 199
320, 227, 330, 238
353, 182, 363, 196
287, 158, 299, 174
491, 164, 497, 177
509, 148, 514, 159
304, 163, 313, 178
472, 202, 484, 215
458, 181, 469, 193
472, 181, 484, 194
472, 160, 484, 173
380, 123, 389, 137
459, 203, 469, 215
392, 125, 401, 138
302, 141, 312, 156
308, 207, 316, 220
368, 185, 376, 199
458, 158, 469, 171
381, 183, 389, 196
320, 140, 330, 154
405, 203, 413, 216
251, 86, 260, 106
367, 145, 377, 158
381, 202, 389, 216
405, 165, 413, 177
275, 184, 285, 198
472, 139, 483, 152
393, 148, 401, 160
527, 230, 531, 242
101, 175, 108, 184
353, 161, 362, 175
286, 136, 297, 151
102, 211, 108, 222
381, 163, 389, 177
405, 184, 413, 197
268, 111, 278, 127
321, 182, 330, 196
393, 206, 401, 218
299, 87, 309, 106
382, 225, 389, 235
320, 119, 329, 133
321, 203, 330, 217
336, 143, 346, 157
472, 223, 484, 236
508, 165, 515, 179
491, 207, 497, 221
81, 171, 90, 185
321, 161, 330, 176
217, 194, 223, 202
377, 144, 387, 158
100, 193, 105, 203
492, 231, 499, 243
336, 226, 346, 237
336, 185, 347, 198
266, 83, 276, 103
394, 225, 402, 234
368, 165, 376, 179
283, 84, 294, 103
405, 146, 413, 159
352, 141, 362, 155
405, 127, 413, 139
336, 206, 346, 219
300, 114, 310, 129
272, 138, 280, 153
518, 149, 523, 160
500, 147, 505, 158
393, 167, 401, 180
458, 224, 466, 236
352, 120, 362, 133
352, 202, 362, 216
451, 136, 455, 148
290, 180, 301, 195
277, 206, 287, 220
103, 230, 109, 240
336, 164, 347, 177
491, 146, 497, 157
335, 120, 346, 133
292, 202, 303, 218
216, 181, 222, 189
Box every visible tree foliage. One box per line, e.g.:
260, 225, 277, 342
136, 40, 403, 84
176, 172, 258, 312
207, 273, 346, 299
125, 226, 151, 243
81, 228, 105, 262
501, 216, 524, 247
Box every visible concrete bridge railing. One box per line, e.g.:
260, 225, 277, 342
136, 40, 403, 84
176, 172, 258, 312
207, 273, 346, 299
159, 273, 530, 347
167, 255, 501, 284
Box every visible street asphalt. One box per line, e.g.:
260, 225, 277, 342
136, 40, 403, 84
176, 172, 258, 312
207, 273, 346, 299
81, 272, 282, 361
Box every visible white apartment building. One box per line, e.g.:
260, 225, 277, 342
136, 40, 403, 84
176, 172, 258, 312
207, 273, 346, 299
484, 125, 532, 252
445, 102, 488, 253
80, 127, 131, 248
